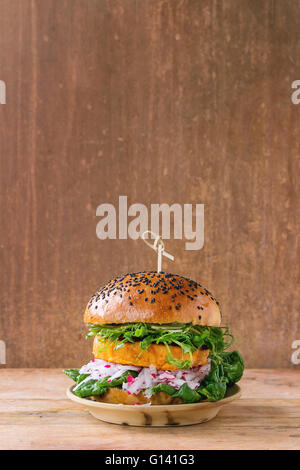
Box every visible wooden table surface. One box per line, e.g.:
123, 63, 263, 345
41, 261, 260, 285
0, 369, 299, 450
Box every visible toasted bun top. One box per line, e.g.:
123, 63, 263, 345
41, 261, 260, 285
84, 271, 221, 326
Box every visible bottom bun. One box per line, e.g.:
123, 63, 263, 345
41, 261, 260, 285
89, 387, 184, 405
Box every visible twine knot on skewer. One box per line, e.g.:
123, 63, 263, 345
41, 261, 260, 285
141, 230, 174, 272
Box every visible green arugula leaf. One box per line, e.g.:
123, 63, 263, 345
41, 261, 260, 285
63, 369, 80, 382
173, 383, 201, 403
197, 359, 228, 401
63, 369, 90, 384
150, 382, 200, 403
220, 350, 244, 386
68, 370, 139, 398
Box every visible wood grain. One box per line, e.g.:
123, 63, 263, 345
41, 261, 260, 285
0, 369, 299, 449
0, 1, 299, 367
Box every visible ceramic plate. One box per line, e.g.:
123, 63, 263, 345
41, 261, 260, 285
66, 384, 241, 427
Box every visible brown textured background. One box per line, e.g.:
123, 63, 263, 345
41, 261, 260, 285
0, 0, 299, 368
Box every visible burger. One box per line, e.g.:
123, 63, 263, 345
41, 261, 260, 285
64, 271, 244, 405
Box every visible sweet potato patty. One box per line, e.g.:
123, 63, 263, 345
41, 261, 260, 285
93, 337, 209, 370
